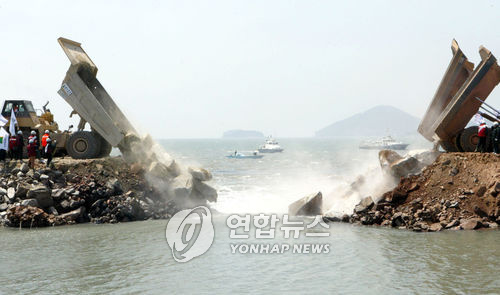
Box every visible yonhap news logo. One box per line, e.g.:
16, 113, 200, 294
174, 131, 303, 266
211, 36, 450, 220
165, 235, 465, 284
166, 207, 331, 262
165, 206, 215, 263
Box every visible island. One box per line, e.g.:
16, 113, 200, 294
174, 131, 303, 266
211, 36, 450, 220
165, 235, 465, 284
315, 105, 420, 137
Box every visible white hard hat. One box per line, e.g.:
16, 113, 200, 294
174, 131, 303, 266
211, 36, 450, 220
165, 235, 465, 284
44, 130, 50, 134
17, 130, 22, 135
46, 138, 52, 142
30, 130, 36, 135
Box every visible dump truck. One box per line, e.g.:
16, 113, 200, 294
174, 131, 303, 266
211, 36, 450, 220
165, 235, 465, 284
56, 37, 138, 159
57, 37, 218, 206
418, 40, 500, 152
2, 37, 143, 159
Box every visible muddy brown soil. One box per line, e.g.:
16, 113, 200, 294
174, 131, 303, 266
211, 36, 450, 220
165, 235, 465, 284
348, 153, 500, 231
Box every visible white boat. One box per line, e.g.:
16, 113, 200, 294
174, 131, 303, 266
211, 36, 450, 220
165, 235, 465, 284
359, 136, 409, 150
226, 151, 264, 159
257, 137, 284, 153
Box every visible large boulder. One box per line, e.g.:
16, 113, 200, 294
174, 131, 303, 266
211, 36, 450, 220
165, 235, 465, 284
57, 207, 85, 223
6, 187, 15, 201
148, 161, 171, 179
429, 223, 443, 232
322, 210, 346, 222
166, 160, 181, 178
20, 163, 29, 174
15, 182, 30, 199
384, 189, 408, 204
188, 167, 213, 181
192, 180, 217, 202
390, 157, 420, 178
379, 150, 403, 171
460, 218, 482, 230
106, 178, 123, 195
169, 174, 193, 200
47, 206, 59, 216
27, 186, 53, 208
51, 189, 67, 201
354, 196, 374, 214
379, 149, 437, 179
21, 199, 39, 207
288, 192, 323, 216
391, 212, 404, 227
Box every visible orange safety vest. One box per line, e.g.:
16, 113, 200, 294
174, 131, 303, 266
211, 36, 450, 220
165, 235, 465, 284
42, 134, 50, 147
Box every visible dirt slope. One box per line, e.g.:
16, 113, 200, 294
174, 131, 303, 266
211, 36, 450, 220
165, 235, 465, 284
349, 153, 500, 231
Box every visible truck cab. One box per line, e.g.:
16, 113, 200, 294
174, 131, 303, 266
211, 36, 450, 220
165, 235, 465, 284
1, 100, 36, 118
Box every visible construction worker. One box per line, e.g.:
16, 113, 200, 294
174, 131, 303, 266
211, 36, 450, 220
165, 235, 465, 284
28, 130, 39, 159
28, 130, 37, 143
44, 138, 56, 167
41, 130, 50, 157
492, 122, 500, 154
16, 130, 24, 161
28, 130, 37, 147
8, 133, 17, 160
475, 122, 488, 153
27, 138, 37, 169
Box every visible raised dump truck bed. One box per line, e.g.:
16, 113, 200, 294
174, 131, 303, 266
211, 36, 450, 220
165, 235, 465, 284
418, 40, 500, 152
57, 37, 139, 158
418, 40, 474, 144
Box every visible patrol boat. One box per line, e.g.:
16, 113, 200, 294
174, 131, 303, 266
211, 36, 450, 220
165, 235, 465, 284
359, 136, 409, 150
257, 137, 284, 153
226, 151, 264, 159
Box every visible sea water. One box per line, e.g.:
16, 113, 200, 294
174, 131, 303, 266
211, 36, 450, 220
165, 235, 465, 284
1, 137, 499, 294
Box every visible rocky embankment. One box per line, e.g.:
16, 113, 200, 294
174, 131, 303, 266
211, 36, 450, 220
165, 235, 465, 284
0, 157, 216, 228
345, 153, 500, 231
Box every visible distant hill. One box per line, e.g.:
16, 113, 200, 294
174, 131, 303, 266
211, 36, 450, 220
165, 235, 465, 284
222, 129, 264, 138
315, 105, 420, 137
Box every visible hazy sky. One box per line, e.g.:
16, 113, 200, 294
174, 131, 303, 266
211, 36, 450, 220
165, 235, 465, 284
1, 0, 499, 138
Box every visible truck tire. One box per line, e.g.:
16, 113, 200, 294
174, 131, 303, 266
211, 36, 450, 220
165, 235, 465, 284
459, 126, 479, 152
96, 134, 112, 157
454, 135, 464, 152
439, 140, 459, 152
66, 131, 101, 159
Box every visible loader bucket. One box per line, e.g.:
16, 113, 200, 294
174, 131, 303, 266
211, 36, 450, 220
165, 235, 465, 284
57, 37, 138, 148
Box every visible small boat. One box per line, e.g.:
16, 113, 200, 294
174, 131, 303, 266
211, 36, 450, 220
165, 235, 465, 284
257, 137, 284, 153
359, 136, 409, 150
226, 151, 264, 159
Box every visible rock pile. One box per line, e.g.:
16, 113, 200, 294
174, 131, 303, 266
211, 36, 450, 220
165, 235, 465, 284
379, 149, 441, 179
335, 153, 500, 231
0, 156, 217, 228
123, 134, 218, 208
